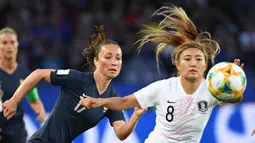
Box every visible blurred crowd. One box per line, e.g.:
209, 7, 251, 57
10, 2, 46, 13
0, 0, 255, 85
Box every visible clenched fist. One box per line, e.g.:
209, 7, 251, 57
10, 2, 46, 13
2, 99, 18, 120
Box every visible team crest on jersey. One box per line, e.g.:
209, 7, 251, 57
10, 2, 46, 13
197, 100, 208, 113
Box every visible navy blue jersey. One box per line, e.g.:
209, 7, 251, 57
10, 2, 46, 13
0, 65, 30, 127
29, 69, 125, 143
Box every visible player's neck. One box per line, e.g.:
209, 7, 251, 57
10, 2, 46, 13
180, 77, 202, 95
93, 72, 111, 95
0, 58, 18, 74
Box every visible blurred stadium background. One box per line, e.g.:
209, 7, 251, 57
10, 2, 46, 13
1, 0, 255, 142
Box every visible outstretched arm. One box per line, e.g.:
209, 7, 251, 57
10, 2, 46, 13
81, 79, 162, 111
80, 94, 141, 111
112, 107, 146, 140
11, 69, 51, 104
3, 69, 51, 120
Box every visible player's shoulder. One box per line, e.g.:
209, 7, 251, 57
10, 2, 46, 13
153, 78, 169, 84
153, 77, 178, 87
144, 77, 176, 92
146, 77, 172, 86
71, 70, 93, 79
55, 69, 90, 76
55, 69, 94, 82
168, 77, 179, 84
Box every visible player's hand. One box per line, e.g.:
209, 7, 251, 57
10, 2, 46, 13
134, 106, 147, 117
79, 97, 102, 109
252, 128, 255, 136
36, 109, 46, 122
2, 99, 18, 120
234, 59, 244, 69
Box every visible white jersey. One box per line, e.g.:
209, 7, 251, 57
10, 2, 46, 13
134, 77, 220, 143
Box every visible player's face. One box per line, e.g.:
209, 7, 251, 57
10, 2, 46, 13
0, 33, 18, 60
95, 44, 122, 79
176, 48, 207, 81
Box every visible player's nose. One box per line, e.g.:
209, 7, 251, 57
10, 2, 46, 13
190, 60, 196, 67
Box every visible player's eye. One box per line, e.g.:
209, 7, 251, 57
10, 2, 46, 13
184, 58, 190, 61
105, 56, 111, 59
116, 57, 121, 60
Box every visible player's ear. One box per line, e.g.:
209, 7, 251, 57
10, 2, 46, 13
93, 57, 98, 66
15, 34, 19, 48
175, 60, 180, 71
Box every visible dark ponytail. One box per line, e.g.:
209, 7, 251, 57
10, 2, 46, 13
82, 25, 120, 70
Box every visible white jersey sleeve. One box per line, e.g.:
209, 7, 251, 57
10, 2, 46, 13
134, 80, 163, 109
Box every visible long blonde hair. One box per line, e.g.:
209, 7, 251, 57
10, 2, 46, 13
137, 5, 220, 72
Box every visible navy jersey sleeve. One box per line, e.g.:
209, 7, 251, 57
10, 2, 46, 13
50, 69, 85, 87
105, 88, 126, 126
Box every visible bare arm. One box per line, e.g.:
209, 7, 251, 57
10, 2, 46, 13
3, 69, 51, 120
80, 94, 141, 111
112, 107, 146, 140
11, 69, 51, 104
29, 99, 46, 122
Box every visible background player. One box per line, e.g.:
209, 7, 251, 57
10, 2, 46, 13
2, 26, 146, 143
79, 5, 244, 143
0, 27, 46, 143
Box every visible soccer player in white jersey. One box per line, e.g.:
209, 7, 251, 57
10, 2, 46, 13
80, 5, 244, 143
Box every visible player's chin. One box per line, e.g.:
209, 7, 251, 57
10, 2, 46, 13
107, 71, 120, 79
186, 74, 200, 81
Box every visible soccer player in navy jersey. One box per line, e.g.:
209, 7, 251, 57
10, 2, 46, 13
2, 26, 146, 143
0, 27, 46, 143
